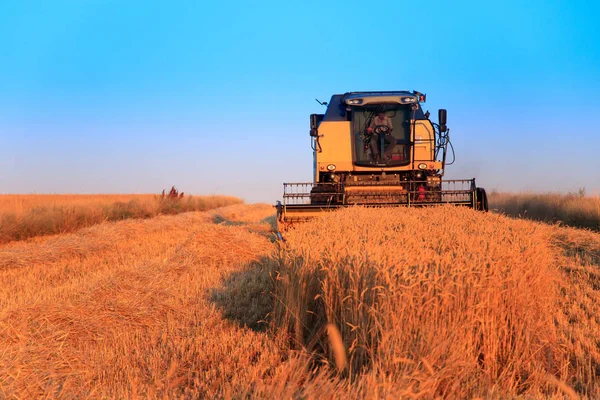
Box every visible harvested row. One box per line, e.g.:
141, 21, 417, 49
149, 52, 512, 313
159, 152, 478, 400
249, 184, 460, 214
0, 204, 281, 398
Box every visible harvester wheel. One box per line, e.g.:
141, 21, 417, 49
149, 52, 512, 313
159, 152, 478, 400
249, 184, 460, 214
310, 184, 339, 205
476, 187, 488, 212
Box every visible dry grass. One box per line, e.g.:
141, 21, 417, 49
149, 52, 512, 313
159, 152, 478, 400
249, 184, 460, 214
489, 191, 600, 231
0, 194, 242, 244
1, 203, 599, 398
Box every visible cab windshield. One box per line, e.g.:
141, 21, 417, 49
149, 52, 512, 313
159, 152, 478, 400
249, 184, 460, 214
352, 105, 412, 167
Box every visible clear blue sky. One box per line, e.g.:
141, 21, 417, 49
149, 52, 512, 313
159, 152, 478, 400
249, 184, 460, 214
1, 0, 598, 202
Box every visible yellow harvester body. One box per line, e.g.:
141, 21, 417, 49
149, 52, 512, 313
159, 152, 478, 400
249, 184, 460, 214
276, 91, 487, 231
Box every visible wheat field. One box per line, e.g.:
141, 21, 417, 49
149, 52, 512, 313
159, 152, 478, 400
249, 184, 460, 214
0, 194, 157, 216
273, 207, 600, 398
0, 201, 599, 398
489, 191, 600, 231
0, 194, 242, 244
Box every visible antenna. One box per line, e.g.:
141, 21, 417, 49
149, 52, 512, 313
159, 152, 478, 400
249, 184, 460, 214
315, 99, 328, 106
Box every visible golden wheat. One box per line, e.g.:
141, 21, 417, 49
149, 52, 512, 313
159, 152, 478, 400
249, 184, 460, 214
271, 206, 600, 398
0, 194, 156, 216
0, 194, 242, 244
489, 191, 600, 231
1, 203, 599, 398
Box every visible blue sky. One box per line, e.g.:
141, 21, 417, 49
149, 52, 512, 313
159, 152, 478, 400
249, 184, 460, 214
1, 0, 598, 202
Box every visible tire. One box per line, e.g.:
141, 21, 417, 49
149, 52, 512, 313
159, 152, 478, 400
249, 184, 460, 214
310, 184, 340, 205
476, 187, 488, 212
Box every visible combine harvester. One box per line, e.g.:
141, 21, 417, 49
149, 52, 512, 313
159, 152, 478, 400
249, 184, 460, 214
276, 90, 488, 232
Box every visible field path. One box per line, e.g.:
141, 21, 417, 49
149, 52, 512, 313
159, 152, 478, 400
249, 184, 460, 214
0, 204, 281, 398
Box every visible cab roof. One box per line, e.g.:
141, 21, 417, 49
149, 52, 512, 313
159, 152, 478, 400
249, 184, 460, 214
323, 91, 426, 122
341, 91, 423, 106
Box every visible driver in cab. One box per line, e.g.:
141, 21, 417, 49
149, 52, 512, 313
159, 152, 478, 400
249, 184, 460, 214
367, 111, 394, 162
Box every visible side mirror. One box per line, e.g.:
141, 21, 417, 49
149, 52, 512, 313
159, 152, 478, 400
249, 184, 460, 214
310, 114, 324, 137
438, 109, 447, 132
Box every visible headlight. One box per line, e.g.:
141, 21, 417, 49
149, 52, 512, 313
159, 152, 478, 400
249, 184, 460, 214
327, 164, 336, 171
418, 163, 427, 170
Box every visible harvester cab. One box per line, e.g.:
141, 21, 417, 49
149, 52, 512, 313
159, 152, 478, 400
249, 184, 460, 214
277, 90, 488, 231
